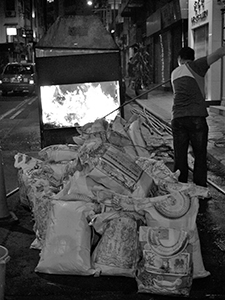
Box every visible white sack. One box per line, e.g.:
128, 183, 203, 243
92, 213, 140, 277
136, 226, 193, 296
35, 200, 96, 275
38, 144, 79, 162
143, 192, 210, 279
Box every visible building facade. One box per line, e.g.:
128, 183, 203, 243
0, 0, 46, 70
188, 0, 225, 105
117, 0, 225, 107
0, 0, 224, 107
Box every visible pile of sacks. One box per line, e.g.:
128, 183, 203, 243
14, 115, 211, 297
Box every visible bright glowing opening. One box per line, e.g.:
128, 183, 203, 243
7, 27, 17, 36
40, 81, 120, 128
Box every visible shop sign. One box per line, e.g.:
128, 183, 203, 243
191, 0, 208, 25
146, 10, 161, 37
129, 25, 137, 46
179, 0, 188, 19
161, 0, 181, 29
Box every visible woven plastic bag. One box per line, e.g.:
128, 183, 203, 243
92, 212, 140, 277
136, 226, 193, 296
35, 200, 96, 275
142, 191, 210, 279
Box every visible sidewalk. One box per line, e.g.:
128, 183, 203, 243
124, 82, 225, 175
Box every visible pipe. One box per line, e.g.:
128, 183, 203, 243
207, 179, 225, 195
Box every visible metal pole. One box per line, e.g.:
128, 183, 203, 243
6, 187, 19, 199
103, 78, 171, 118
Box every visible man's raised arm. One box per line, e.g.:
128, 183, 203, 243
207, 46, 225, 66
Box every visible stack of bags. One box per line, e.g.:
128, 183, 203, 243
14, 115, 211, 297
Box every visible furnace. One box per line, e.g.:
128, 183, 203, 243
35, 15, 124, 148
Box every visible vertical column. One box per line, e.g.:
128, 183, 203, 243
221, 8, 225, 104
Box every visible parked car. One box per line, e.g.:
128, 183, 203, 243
0, 62, 36, 96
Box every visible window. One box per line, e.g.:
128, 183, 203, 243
4, 64, 22, 75
194, 24, 209, 58
4, 0, 16, 17
194, 24, 209, 96
22, 65, 34, 74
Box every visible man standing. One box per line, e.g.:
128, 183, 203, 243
171, 46, 225, 187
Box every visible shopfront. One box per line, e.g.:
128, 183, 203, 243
189, 0, 224, 103
145, 0, 188, 87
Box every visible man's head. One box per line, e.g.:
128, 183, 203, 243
178, 47, 195, 65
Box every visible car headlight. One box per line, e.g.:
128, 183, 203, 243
29, 79, 34, 85
0, 79, 2, 84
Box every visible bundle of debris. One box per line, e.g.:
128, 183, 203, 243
14, 114, 211, 297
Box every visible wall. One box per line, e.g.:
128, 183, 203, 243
0, 0, 7, 43
188, 0, 224, 102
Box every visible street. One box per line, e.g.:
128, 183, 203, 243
0, 92, 40, 195
1, 92, 225, 299
0, 93, 40, 150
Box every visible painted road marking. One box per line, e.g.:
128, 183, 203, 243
10, 109, 24, 119
0, 96, 37, 120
